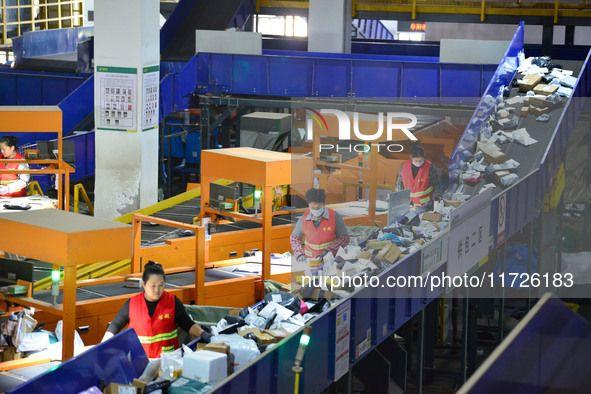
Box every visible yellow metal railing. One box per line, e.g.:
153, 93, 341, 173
28, 180, 44, 196
0, 0, 84, 45
73, 183, 94, 216
258, 0, 591, 22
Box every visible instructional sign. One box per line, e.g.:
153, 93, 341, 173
96, 66, 137, 131
447, 189, 492, 278
334, 300, 351, 382
421, 231, 449, 277
497, 193, 506, 247
387, 189, 410, 225
142, 65, 159, 131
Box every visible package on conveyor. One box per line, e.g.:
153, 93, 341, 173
477, 141, 507, 164
500, 173, 519, 187
208, 334, 260, 369
513, 128, 537, 146
375, 244, 402, 265
461, 171, 482, 184
131, 378, 173, 394
532, 83, 559, 96
103, 383, 139, 394
518, 74, 542, 92
182, 349, 227, 385
486, 159, 520, 174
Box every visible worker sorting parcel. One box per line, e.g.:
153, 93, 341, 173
290, 188, 350, 264
396, 142, 442, 209
0, 135, 30, 197
101, 261, 211, 358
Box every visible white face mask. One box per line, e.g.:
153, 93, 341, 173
310, 208, 324, 217
412, 160, 425, 168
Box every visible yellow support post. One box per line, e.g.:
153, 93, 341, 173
554, 0, 559, 23
481, 0, 486, 21
412, 0, 417, 19
28, 181, 44, 196
73, 183, 94, 216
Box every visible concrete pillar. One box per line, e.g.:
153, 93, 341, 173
83, 0, 94, 26
308, 0, 351, 54
94, 0, 159, 219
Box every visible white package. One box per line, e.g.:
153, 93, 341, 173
513, 128, 537, 146
210, 334, 260, 368
16, 332, 50, 353
182, 350, 227, 384
258, 302, 294, 321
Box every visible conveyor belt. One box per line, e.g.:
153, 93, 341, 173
0, 361, 61, 392
466, 60, 583, 198
31, 265, 283, 304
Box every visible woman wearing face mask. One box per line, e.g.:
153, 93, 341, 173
395, 143, 442, 208
0, 136, 30, 197
290, 188, 349, 263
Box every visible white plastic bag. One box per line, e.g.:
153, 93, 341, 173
55, 320, 85, 350
138, 358, 161, 382
16, 332, 50, 353
210, 334, 260, 369
160, 347, 183, 380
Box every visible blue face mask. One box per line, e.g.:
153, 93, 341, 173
310, 208, 324, 217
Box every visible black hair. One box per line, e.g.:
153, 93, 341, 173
410, 142, 425, 159
305, 188, 326, 204
0, 136, 19, 149
143, 261, 165, 283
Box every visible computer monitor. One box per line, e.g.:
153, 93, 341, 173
210, 183, 238, 209
36, 140, 75, 164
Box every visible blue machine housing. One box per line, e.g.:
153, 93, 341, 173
7, 328, 148, 394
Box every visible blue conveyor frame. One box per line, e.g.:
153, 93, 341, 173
7, 328, 148, 394
160, 50, 496, 118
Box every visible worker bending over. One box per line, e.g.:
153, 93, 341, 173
290, 188, 349, 263
395, 143, 442, 208
101, 261, 210, 358
0, 136, 30, 197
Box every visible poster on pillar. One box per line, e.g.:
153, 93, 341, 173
96, 66, 137, 132
142, 65, 159, 131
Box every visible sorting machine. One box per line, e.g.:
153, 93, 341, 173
1, 23, 590, 393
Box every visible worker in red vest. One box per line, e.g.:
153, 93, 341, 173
101, 261, 211, 358
0, 136, 29, 197
290, 188, 349, 263
395, 144, 442, 208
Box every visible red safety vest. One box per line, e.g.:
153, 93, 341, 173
129, 291, 178, 358
0, 152, 27, 197
302, 208, 337, 258
401, 160, 434, 206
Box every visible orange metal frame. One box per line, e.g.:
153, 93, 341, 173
199, 147, 311, 297
132, 213, 207, 304
0, 106, 75, 210
0, 210, 132, 361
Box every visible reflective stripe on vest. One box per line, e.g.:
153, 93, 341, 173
137, 328, 178, 344
302, 208, 337, 258
410, 185, 433, 198
400, 160, 434, 206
